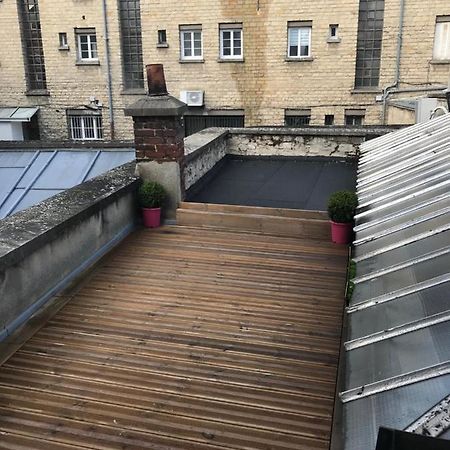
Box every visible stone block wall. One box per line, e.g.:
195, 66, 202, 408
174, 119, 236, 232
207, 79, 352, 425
227, 129, 363, 158
0, 0, 449, 141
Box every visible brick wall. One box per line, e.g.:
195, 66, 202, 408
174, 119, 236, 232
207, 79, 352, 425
0, 0, 449, 141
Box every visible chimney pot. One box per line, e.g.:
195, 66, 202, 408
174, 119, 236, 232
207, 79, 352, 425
146, 64, 168, 97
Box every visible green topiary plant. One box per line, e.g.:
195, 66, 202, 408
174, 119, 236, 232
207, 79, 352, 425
327, 190, 358, 223
137, 181, 167, 209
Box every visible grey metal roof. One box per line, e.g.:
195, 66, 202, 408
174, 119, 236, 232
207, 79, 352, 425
0, 149, 134, 219
340, 113, 450, 450
388, 99, 417, 111
0, 107, 39, 122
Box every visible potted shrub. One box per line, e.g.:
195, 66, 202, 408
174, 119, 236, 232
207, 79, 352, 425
327, 190, 358, 244
137, 181, 167, 228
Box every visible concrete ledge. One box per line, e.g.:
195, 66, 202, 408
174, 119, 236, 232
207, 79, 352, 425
184, 128, 229, 159
229, 126, 400, 138
0, 162, 140, 339
184, 128, 228, 190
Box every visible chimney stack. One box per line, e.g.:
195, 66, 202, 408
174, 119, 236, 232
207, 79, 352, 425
124, 65, 187, 219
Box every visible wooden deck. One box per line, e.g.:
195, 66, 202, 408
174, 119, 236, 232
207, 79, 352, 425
0, 224, 348, 449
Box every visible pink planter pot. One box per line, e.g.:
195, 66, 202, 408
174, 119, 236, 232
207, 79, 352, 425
142, 207, 161, 228
331, 221, 353, 245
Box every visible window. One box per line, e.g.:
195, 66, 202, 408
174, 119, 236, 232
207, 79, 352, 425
220, 24, 243, 59
184, 113, 244, 137
287, 21, 312, 58
68, 111, 103, 140
325, 114, 335, 125
433, 16, 450, 61
328, 24, 340, 42
59, 32, 68, 49
354, 0, 385, 88
158, 30, 167, 46
76, 29, 98, 62
18, 0, 47, 91
180, 25, 203, 60
345, 110, 365, 126
119, 0, 144, 89
285, 109, 311, 127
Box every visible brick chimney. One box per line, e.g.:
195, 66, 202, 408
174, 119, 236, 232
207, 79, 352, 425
125, 64, 187, 220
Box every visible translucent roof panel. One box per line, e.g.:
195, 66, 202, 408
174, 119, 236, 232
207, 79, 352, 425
348, 282, 450, 339
355, 182, 450, 225
344, 375, 450, 450
0, 149, 134, 220
354, 213, 450, 261
355, 229, 450, 276
341, 115, 450, 450
352, 253, 450, 304
346, 321, 450, 388
355, 196, 450, 242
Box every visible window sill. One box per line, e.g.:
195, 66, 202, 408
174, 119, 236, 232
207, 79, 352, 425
217, 58, 245, 63
351, 88, 381, 94
285, 57, 314, 62
121, 88, 146, 95
156, 43, 169, 48
26, 89, 50, 97
327, 38, 341, 44
76, 60, 100, 66
430, 59, 450, 65
58, 46, 70, 51
179, 59, 205, 64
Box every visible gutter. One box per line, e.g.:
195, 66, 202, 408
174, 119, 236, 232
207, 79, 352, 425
102, 0, 115, 140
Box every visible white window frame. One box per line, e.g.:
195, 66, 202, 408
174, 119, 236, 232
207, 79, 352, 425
68, 114, 103, 140
287, 24, 312, 59
180, 28, 203, 61
433, 16, 450, 61
220, 26, 243, 60
328, 24, 340, 41
76, 31, 98, 62
59, 32, 69, 49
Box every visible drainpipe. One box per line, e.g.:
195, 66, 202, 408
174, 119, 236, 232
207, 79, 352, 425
102, 0, 115, 140
381, 0, 406, 124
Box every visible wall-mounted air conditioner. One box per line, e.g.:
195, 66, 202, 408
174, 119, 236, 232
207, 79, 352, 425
180, 90, 204, 107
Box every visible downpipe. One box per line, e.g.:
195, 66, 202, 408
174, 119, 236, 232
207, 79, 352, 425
102, 0, 115, 140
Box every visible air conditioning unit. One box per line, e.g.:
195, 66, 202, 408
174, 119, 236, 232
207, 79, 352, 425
180, 90, 204, 107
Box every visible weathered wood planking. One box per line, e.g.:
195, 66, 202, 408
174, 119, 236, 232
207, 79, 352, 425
0, 223, 347, 450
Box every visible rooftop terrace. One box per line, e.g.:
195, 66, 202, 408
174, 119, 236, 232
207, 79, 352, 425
0, 222, 347, 449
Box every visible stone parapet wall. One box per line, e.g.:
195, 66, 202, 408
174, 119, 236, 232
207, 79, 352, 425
184, 129, 228, 190
0, 163, 139, 341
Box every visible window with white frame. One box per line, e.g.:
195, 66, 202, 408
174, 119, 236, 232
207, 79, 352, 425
76, 28, 98, 62
433, 16, 450, 61
288, 21, 312, 58
219, 23, 243, 59
180, 25, 203, 60
345, 109, 365, 126
68, 111, 103, 140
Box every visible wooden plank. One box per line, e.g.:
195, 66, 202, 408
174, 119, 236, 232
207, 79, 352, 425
176, 209, 331, 240
179, 202, 329, 220
0, 220, 347, 450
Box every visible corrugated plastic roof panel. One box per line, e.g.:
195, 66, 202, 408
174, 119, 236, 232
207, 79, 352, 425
341, 114, 450, 450
0, 149, 134, 219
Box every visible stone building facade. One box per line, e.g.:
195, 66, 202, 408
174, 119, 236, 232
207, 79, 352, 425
0, 0, 449, 141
